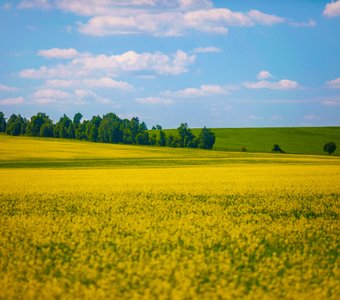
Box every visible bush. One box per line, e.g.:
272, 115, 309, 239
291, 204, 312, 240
271, 144, 285, 153
323, 142, 336, 155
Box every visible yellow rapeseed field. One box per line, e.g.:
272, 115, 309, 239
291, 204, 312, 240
0, 136, 339, 299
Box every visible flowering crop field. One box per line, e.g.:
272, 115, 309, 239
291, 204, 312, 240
0, 136, 339, 299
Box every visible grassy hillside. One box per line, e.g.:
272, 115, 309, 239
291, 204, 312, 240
1, 134, 339, 169
157, 127, 340, 155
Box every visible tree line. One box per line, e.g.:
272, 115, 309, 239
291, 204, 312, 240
0, 111, 216, 150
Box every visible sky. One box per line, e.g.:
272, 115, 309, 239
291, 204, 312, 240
0, 0, 339, 129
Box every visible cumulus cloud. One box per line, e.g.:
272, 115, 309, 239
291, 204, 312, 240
46, 77, 133, 91
162, 84, 230, 98
257, 70, 272, 80
178, 0, 212, 10
244, 79, 299, 90
84, 78, 133, 90
20, 49, 196, 79
17, 0, 210, 16
135, 97, 174, 105
0, 97, 25, 105
30, 88, 113, 105
33, 89, 71, 99
289, 19, 316, 27
18, 1, 288, 37
37, 48, 84, 59
19, 65, 89, 79
78, 8, 285, 37
247, 10, 285, 25
44, 79, 74, 88
323, 0, 340, 17
245, 72, 299, 90
0, 84, 18, 92
193, 47, 221, 53
326, 77, 340, 88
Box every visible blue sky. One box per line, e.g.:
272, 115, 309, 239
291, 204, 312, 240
0, 0, 339, 128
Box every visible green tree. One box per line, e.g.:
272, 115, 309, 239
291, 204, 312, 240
0, 112, 6, 132
98, 113, 123, 144
76, 121, 88, 140
129, 117, 140, 144
139, 121, 148, 131
136, 131, 150, 145
158, 130, 166, 146
152, 124, 162, 130
67, 122, 75, 138
177, 123, 195, 147
86, 116, 102, 142
73, 113, 83, 128
27, 112, 53, 137
54, 114, 74, 138
323, 142, 336, 155
40, 122, 54, 137
6, 114, 26, 136
197, 127, 216, 150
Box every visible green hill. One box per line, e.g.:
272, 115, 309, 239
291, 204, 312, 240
157, 127, 340, 155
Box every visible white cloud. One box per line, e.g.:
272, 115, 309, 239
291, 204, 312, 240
322, 100, 340, 106
19, 65, 89, 79
135, 97, 174, 105
323, 1, 340, 17
289, 19, 316, 27
178, 0, 212, 10
78, 13, 189, 37
163, 84, 230, 98
78, 8, 285, 37
0, 97, 25, 105
137, 75, 156, 79
45, 79, 75, 88
37, 48, 83, 59
46, 77, 133, 91
247, 10, 285, 25
0, 84, 18, 92
20, 49, 196, 79
17, 0, 211, 16
74, 89, 94, 98
326, 77, 340, 88
17, 1, 291, 37
31, 88, 102, 105
193, 46, 221, 53
18, 0, 52, 9
244, 79, 299, 90
257, 70, 272, 80
33, 89, 71, 100
72, 89, 116, 106
84, 78, 133, 90
245, 72, 299, 90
